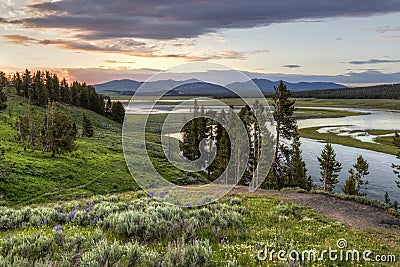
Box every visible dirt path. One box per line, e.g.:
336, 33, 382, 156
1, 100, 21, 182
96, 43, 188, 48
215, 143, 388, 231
232, 187, 400, 232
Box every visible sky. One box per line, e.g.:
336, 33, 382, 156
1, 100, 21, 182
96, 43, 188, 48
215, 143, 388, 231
1, 0, 400, 85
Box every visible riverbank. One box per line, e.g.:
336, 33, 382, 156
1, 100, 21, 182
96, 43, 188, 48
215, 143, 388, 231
298, 126, 398, 155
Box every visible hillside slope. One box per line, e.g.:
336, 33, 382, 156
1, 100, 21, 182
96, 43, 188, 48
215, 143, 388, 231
0, 92, 137, 206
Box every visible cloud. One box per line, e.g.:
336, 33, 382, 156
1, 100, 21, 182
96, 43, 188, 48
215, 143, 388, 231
283, 64, 301, 69
3, 34, 38, 45
376, 34, 398, 40
103, 60, 136, 64
2, 33, 262, 61
376, 26, 400, 33
348, 59, 400, 65
2, 0, 400, 40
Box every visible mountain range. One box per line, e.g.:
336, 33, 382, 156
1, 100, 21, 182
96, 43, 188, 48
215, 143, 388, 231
93, 78, 346, 96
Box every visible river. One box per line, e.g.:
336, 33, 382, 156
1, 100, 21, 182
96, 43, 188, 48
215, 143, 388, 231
298, 107, 400, 203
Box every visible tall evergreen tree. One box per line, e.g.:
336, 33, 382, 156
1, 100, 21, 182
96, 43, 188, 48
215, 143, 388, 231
82, 112, 94, 137
212, 111, 231, 181
13, 72, 23, 96
105, 96, 112, 115
20, 106, 42, 152
0, 87, 6, 110
347, 155, 369, 196
42, 101, 77, 157
384, 192, 391, 205
393, 133, 400, 188
318, 143, 342, 192
111, 101, 126, 123
271, 81, 297, 189
22, 69, 32, 99
60, 78, 71, 104
283, 134, 308, 189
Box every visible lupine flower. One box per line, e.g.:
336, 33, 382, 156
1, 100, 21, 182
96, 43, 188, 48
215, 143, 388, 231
67, 212, 76, 219
53, 225, 63, 231
89, 217, 99, 223
257, 242, 261, 249
148, 192, 155, 197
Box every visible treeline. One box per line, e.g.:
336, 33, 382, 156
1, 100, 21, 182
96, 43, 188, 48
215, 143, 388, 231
1, 69, 125, 123
0, 72, 8, 110
291, 83, 400, 99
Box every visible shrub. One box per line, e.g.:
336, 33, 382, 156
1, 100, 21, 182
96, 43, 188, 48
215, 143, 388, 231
162, 238, 212, 267
80, 239, 141, 267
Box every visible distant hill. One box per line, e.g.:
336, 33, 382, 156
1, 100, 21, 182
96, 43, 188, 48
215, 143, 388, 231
226, 79, 346, 93
166, 82, 238, 97
93, 79, 200, 93
94, 78, 347, 97
93, 79, 142, 92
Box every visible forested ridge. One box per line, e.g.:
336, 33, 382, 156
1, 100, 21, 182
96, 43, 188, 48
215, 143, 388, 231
0, 69, 125, 123
290, 83, 400, 99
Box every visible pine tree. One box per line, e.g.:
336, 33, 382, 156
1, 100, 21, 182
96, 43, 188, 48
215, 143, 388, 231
111, 101, 125, 123
13, 72, 23, 96
25, 106, 42, 151
384, 192, 391, 205
392, 133, 400, 188
348, 155, 369, 196
82, 112, 94, 137
318, 143, 342, 192
283, 134, 308, 189
42, 101, 77, 157
342, 176, 357, 195
393, 201, 398, 212
22, 69, 31, 99
0, 87, 6, 110
60, 78, 71, 104
105, 96, 112, 115
271, 81, 297, 189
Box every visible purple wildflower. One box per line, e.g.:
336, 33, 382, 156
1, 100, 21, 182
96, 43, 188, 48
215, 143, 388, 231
67, 212, 76, 220
257, 242, 261, 249
89, 217, 99, 223
148, 191, 155, 197
53, 225, 63, 231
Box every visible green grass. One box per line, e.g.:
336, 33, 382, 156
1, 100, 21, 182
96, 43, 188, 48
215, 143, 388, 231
294, 98, 400, 111
298, 126, 398, 155
295, 108, 366, 120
